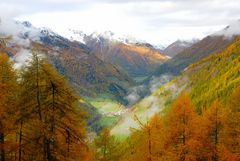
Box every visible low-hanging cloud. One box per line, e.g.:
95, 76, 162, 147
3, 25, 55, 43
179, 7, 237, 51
0, 17, 46, 69
14, 49, 32, 69
125, 74, 173, 106
125, 85, 146, 106
0, 17, 41, 46
149, 74, 173, 93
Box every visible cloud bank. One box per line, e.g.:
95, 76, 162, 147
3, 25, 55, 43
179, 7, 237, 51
125, 74, 173, 106
4, 0, 238, 46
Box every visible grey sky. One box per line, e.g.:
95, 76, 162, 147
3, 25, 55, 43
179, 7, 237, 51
1, 0, 240, 45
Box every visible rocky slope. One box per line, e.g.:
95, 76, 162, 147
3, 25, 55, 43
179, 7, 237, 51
0, 20, 135, 104
68, 30, 168, 78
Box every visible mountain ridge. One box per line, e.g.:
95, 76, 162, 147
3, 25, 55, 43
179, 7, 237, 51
163, 39, 199, 57
0, 19, 136, 105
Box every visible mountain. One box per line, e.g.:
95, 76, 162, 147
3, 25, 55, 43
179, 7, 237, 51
111, 36, 240, 137
67, 30, 168, 79
0, 20, 135, 105
163, 39, 198, 57
154, 36, 235, 76
154, 21, 240, 77
37, 33, 135, 104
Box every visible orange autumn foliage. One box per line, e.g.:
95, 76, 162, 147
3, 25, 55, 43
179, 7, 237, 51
0, 53, 18, 161
165, 93, 198, 161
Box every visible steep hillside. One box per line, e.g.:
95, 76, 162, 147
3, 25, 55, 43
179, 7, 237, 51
155, 21, 240, 77
112, 36, 240, 137
155, 35, 235, 76
0, 21, 135, 104
111, 77, 187, 137
69, 31, 168, 78
37, 31, 134, 104
186, 37, 240, 111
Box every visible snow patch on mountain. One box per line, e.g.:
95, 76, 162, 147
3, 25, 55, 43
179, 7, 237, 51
66, 29, 165, 49
0, 19, 39, 47
0, 18, 63, 68
65, 29, 86, 44
153, 44, 166, 51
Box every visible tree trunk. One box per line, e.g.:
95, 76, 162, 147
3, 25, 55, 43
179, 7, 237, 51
214, 107, 218, 161
44, 137, 53, 161
36, 55, 42, 121
18, 121, 23, 161
148, 127, 152, 161
0, 132, 5, 161
67, 130, 70, 158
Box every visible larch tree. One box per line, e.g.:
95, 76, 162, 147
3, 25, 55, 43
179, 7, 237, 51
124, 114, 166, 161
17, 49, 47, 161
0, 53, 18, 161
165, 93, 198, 161
220, 86, 240, 160
94, 128, 120, 161
18, 48, 90, 161
200, 100, 226, 161
42, 62, 89, 161
148, 114, 166, 161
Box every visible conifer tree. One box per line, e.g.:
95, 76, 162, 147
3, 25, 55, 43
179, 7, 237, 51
165, 93, 197, 161
200, 100, 226, 161
94, 128, 120, 161
0, 53, 18, 161
123, 114, 166, 161
18, 48, 89, 161
220, 86, 240, 160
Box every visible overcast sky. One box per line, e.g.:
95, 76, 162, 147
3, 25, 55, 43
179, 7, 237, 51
1, 0, 240, 46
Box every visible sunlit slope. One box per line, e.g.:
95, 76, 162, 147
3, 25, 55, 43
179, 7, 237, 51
111, 37, 240, 137
187, 37, 240, 111
111, 77, 187, 136
85, 38, 168, 78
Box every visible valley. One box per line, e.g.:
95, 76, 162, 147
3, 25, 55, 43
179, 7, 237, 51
0, 13, 240, 161
1, 18, 240, 135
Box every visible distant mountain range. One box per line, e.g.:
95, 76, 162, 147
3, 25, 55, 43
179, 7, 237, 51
0, 19, 169, 106
0, 20, 135, 105
153, 21, 240, 77
66, 30, 168, 78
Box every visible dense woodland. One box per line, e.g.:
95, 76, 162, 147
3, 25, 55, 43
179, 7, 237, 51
0, 38, 240, 161
0, 51, 240, 161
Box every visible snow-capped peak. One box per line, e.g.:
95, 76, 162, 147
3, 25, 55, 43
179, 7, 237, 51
0, 18, 42, 46
213, 20, 240, 37
90, 30, 118, 42
66, 29, 164, 48
153, 44, 165, 51
65, 29, 86, 44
